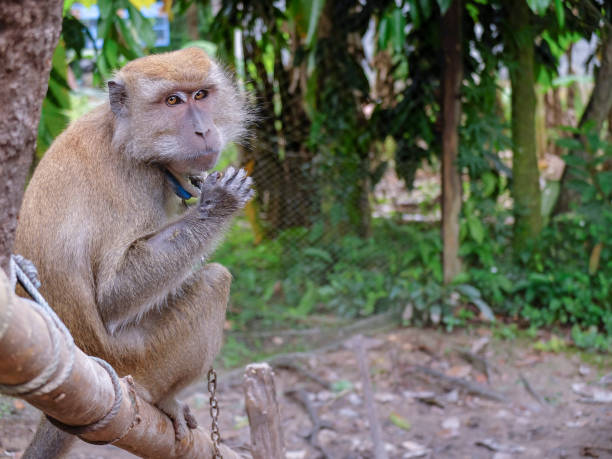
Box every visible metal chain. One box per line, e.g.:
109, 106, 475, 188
207, 368, 222, 459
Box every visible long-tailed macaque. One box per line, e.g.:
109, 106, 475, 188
15, 48, 253, 457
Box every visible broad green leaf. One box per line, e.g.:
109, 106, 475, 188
293, 281, 317, 316
482, 172, 497, 197
473, 298, 495, 322
541, 180, 560, 218
305, 0, 324, 47
562, 154, 587, 168
289, 0, 324, 47
456, 284, 482, 299
103, 38, 119, 68
597, 171, 612, 196
467, 217, 485, 244
390, 8, 406, 53
117, 17, 144, 57
554, 0, 565, 27
125, 2, 156, 47
96, 52, 110, 79
97, 0, 114, 39
378, 15, 390, 50
556, 137, 582, 151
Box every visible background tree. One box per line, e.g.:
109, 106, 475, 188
441, 0, 463, 283
506, 0, 543, 249
0, 0, 64, 272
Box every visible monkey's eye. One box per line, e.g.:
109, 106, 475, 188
194, 89, 209, 100
165, 95, 181, 106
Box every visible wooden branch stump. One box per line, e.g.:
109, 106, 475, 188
243, 363, 284, 459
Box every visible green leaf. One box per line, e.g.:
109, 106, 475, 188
597, 171, 612, 196
456, 284, 482, 299
289, 0, 324, 48
117, 17, 144, 57
556, 137, 582, 151
125, 2, 156, 48
467, 217, 485, 244
437, 0, 453, 14
554, 0, 565, 27
390, 412, 412, 431
409, 0, 421, 28
419, 0, 432, 20
378, 15, 390, 50
390, 8, 406, 53
97, 1, 114, 40
526, 0, 551, 15
473, 298, 495, 322
305, 0, 324, 47
293, 281, 317, 316
303, 247, 333, 263
541, 180, 560, 218
331, 379, 353, 392
562, 154, 587, 168
103, 38, 119, 69
482, 172, 497, 197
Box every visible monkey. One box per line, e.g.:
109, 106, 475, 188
14, 47, 254, 457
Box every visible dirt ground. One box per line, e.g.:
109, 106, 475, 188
2, 326, 612, 459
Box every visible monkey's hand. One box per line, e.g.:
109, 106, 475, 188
198, 166, 254, 219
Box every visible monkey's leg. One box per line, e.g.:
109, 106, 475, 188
111, 263, 231, 440
23, 415, 76, 459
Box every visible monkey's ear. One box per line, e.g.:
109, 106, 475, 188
108, 79, 127, 117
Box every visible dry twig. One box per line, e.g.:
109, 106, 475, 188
409, 365, 506, 402
285, 388, 334, 459
350, 335, 389, 459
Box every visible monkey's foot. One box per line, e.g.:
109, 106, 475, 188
157, 397, 198, 440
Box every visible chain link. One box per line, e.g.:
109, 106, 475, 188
207, 368, 222, 459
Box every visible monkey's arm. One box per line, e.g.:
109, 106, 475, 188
96, 168, 252, 331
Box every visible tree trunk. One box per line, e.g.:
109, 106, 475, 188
441, 0, 463, 284
507, 0, 542, 250
0, 1, 63, 272
556, 28, 612, 213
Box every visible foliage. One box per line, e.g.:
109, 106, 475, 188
33, 1, 612, 352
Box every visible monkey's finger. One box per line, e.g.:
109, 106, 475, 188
222, 166, 236, 185
240, 175, 253, 190
244, 188, 256, 202
234, 168, 248, 184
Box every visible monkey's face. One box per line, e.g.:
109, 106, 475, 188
151, 86, 223, 175
108, 48, 249, 178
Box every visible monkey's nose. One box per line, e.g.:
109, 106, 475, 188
195, 128, 210, 138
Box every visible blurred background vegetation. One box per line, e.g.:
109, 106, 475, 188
42, 0, 612, 355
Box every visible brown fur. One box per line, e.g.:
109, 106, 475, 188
16, 48, 253, 457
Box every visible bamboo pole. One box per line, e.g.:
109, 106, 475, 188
0, 268, 241, 459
